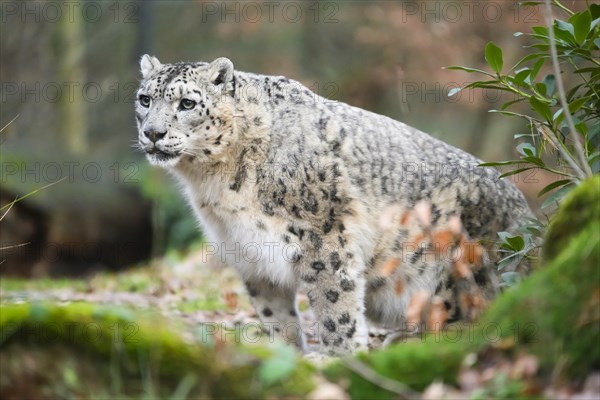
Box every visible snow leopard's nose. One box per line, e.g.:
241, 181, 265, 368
144, 129, 167, 143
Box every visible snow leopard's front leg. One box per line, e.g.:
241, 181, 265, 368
297, 234, 369, 355
244, 279, 306, 350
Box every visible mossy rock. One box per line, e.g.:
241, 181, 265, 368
543, 175, 600, 262
478, 211, 599, 378
0, 302, 315, 398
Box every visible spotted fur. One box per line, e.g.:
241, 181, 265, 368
135, 55, 533, 355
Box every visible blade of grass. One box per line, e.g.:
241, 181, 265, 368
0, 177, 67, 212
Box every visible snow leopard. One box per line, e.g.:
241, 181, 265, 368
135, 55, 533, 355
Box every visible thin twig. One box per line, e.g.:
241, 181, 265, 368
0, 114, 21, 133
536, 123, 585, 178
552, 0, 574, 16
544, 0, 592, 179
342, 357, 421, 399
0, 197, 17, 222
0, 242, 30, 252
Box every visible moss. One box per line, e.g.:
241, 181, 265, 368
324, 340, 468, 398
0, 277, 89, 293
475, 176, 600, 378
543, 175, 600, 262
0, 302, 315, 398
478, 216, 599, 378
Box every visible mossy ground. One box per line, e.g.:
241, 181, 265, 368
1, 177, 598, 398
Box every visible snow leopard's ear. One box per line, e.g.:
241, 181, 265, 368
209, 57, 234, 86
140, 54, 162, 79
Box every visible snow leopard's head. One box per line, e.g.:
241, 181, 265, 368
135, 55, 236, 168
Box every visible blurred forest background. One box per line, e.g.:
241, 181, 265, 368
1, 0, 586, 277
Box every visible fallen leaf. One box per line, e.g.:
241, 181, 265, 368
422, 381, 462, 400
458, 369, 481, 391
492, 337, 516, 350
307, 376, 350, 400
223, 291, 239, 311
511, 353, 539, 379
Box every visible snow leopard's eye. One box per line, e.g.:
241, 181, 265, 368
179, 98, 196, 110
138, 95, 151, 108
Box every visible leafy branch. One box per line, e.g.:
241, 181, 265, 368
446, 1, 599, 282
446, 1, 598, 204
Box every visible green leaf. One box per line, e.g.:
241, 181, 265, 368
571, 11, 592, 45
569, 96, 592, 114
573, 67, 598, 74
531, 58, 545, 81
534, 82, 547, 96
489, 109, 534, 120
589, 123, 600, 141
506, 235, 525, 251
590, 152, 600, 174
501, 272, 522, 286
514, 133, 532, 139
588, 151, 600, 163
525, 226, 543, 236
512, 53, 547, 70
499, 167, 535, 178
444, 66, 494, 76
522, 156, 545, 167
530, 98, 553, 122
448, 87, 462, 97
574, 120, 588, 136
529, 43, 550, 52
543, 74, 556, 96
485, 42, 504, 74
259, 344, 297, 385
497, 231, 512, 243
538, 179, 572, 197
592, 4, 600, 20
513, 68, 532, 85
541, 183, 574, 209
554, 31, 576, 47
501, 98, 527, 110
553, 108, 565, 125
555, 20, 575, 38
518, 1, 543, 6
532, 26, 549, 37
517, 142, 536, 157
566, 83, 585, 101
479, 160, 522, 167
